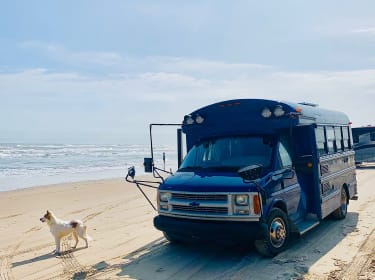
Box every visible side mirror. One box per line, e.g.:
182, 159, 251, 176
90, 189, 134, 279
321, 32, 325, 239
127, 166, 136, 179
238, 164, 263, 181
143, 157, 153, 173
271, 168, 294, 181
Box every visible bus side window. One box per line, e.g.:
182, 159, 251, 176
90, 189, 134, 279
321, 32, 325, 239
315, 126, 326, 156
326, 126, 336, 154
335, 126, 344, 151
343, 126, 350, 150
278, 138, 292, 168
348, 127, 353, 149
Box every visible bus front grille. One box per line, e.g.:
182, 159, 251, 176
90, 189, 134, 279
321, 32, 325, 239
172, 205, 228, 214
172, 193, 228, 201
167, 192, 230, 216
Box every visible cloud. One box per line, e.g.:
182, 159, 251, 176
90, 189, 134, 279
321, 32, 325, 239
350, 27, 375, 35
1, 59, 374, 134
152, 57, 273, 79
18, 41, 274, 78
20, 41, 124, 67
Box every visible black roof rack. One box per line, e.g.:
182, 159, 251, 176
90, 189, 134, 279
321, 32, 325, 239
298, 102, 319, 107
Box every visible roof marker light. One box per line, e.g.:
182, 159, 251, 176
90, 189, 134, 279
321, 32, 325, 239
184, 115, 195, 125
195, 115, 204, 124
261, 107, 272, 118
273, 105, 285, 117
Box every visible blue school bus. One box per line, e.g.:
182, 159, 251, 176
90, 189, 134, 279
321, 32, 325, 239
127, 99, 358, 256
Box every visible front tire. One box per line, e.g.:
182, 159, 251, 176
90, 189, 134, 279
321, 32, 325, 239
254, 208, 290, 257
332, 186, 348, 220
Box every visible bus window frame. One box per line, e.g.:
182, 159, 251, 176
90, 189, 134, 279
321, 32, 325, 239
315, 126, 327, 156
316, 125, 354, 156
278, 136, 293, 169
335, 126, 344, 152
342, 126, 351, 150
325, 126, 336, 154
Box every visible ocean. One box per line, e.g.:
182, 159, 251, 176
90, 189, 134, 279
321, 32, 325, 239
0, 143, 178, 192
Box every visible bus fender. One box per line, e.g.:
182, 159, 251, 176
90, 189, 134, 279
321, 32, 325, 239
263, 198, 288, 218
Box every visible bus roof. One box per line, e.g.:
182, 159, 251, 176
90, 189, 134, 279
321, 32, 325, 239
182, 99, 350, 147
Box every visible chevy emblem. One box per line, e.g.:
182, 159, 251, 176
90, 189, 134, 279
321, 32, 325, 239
189, 201, 200, 207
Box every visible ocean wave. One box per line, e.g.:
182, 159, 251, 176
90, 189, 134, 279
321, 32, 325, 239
0, 143, 178, 191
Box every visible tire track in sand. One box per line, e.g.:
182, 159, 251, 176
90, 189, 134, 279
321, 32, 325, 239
329, 227, 375, 280
49, 201, 122, 278
0, 226, 41, 280
47, 206, 112, 279
0, 254, 14, 280
3, 201, 131, 280
55, 236, 95, 280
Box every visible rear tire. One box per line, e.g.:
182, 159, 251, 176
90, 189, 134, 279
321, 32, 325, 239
332, 186, 348, 220
254, 208, 290, 257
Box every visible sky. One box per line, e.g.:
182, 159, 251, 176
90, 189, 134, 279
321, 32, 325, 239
1, 1, 375, 144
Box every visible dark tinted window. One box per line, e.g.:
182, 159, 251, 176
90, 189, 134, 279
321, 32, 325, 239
326, 126, 336, 153
343, 126, 351, 150
315, 126, 326, 156
279, 141, 292, 168
335, 127, 344, 151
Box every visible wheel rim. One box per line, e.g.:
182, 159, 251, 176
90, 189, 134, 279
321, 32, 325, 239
341, 189, 347, 214
269, 217, 286, 248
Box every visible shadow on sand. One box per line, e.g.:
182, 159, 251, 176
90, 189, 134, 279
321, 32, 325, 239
86, 212, 359, 279
356, 164, 375, 170
11, 246, 87, 268
12, 252, 55, 267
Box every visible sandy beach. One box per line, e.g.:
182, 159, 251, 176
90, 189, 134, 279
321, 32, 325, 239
1, 167, 375, 280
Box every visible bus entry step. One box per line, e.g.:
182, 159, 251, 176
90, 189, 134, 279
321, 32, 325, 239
296, 218, 320, 235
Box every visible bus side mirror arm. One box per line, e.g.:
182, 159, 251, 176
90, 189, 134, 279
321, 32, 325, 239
125, 166, 160, 211
271, 168, 295, 181
238, 164, 268, 209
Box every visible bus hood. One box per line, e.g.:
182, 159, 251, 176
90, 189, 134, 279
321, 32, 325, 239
159, 171, 258, 193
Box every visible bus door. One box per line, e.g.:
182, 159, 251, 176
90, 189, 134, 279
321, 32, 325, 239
268, 135, 303, 222
293, 125, 320, 217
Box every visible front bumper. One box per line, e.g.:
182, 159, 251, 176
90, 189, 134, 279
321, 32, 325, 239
154, 215, 264, 241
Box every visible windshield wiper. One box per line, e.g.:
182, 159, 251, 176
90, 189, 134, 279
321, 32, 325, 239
178, 166, 203, 171
179, 166, 239, 172
203, 166, 239, 171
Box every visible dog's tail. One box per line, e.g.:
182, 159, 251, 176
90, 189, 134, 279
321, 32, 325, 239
83, 225, 93, 241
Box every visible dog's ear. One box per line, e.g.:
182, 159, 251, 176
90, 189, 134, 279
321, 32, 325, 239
46, 210, 50, 214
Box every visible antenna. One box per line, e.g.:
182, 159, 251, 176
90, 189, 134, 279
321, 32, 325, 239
298, 102, 319, 107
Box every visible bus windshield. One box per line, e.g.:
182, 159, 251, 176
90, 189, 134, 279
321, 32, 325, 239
179, 136, 274, 172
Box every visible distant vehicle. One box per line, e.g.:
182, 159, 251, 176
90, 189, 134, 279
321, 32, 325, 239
127, 99, 358, 256
352, 126, 375, 164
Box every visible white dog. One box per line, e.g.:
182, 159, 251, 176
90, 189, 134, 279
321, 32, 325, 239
40, 210, 92, 255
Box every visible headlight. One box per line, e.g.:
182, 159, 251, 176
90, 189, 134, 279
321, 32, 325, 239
235, 194, 249, 206
159, 192, 171, 202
